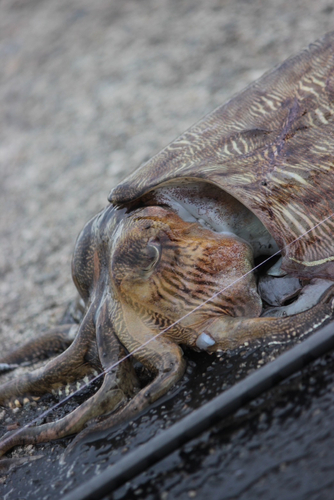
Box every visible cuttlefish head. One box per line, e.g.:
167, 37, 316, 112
108, 206, 262, 334
72, 203, 262, 347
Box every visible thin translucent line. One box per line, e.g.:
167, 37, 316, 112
1, 212, 334, 448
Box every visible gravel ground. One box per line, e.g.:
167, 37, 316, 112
1, 1, 334, 499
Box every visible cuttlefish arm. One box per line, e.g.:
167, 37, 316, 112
0, 324, 78, 371
0, 206, 140, 457
65, 207, 334, 451
199, 285, 334, 351
0, 304, 98, 404
66, 298, 187, 452
1, 204, 333, 457
66, 284, 334, 452
0, 297, 139, 456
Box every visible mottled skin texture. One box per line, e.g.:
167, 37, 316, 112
1, 33, 334, 456
111, 32, 334, 279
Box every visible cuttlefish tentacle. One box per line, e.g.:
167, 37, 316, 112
197, 284, 334, 352
0, 297, 139, 457
66, 298, 186, 449
0, 324, 78, 367
1, 204, 334, 456
0, 302, 98, 404
67, 286, 334, 452
66, 209, 334, 449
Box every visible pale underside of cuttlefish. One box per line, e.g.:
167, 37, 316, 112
1, 32, 334, 457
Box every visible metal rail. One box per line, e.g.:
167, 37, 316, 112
63, 321, 334, 500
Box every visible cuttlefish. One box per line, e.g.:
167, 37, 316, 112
1, 32, 334, 456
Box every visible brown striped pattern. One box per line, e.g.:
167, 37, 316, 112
110, 32, 334, 279
111, 208, 262, 346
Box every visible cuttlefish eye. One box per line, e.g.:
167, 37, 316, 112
109, 212, 167, 287
143, 238, 161, 272
129, 221, 164, 277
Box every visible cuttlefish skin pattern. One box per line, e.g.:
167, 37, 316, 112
0, 33, 334, 456
111, 32, 334, 280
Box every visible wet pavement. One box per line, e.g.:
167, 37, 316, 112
1, 325, 334, 500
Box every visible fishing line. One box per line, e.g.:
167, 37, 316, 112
1, 211, 334, 450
